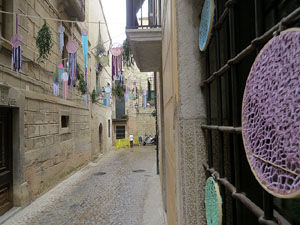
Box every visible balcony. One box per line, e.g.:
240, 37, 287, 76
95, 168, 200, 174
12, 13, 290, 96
126, 0, 162, 72
59, 0, 85, 21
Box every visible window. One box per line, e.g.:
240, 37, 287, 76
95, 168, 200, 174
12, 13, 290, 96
61, 115, 69, 128
59, 111, 71, 134
116, 126, 125, 139
202, 1, 300, 225
0, 0, 13, 40
108, 119, 110, 138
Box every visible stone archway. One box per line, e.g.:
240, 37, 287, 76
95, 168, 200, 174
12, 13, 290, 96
99, 123, 103, 153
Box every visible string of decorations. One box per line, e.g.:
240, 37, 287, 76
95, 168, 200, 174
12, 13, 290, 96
2, 8, 119, 108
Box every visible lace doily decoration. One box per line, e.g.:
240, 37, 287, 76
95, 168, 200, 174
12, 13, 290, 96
199, 0, 214, 51
205, 177, 222, 225
242, 29, 300, 198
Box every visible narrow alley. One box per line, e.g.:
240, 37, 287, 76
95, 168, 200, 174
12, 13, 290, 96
3, 146, 165, 225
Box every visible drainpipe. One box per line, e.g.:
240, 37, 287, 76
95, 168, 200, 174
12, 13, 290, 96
154, 72, 159, 175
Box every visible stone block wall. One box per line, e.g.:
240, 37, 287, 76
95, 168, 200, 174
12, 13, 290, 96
24, 98, 92, 198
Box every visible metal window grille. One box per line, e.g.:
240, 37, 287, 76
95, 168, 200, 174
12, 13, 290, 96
202, 0, 300, 225
116, 126, 125, 139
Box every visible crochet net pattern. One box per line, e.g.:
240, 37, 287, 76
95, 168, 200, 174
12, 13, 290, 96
199, 0, 214, 51
242, 31, 300, 197
205, 177, 222, 225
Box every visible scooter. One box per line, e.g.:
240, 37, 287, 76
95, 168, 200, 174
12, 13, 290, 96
143, 135, 156, 145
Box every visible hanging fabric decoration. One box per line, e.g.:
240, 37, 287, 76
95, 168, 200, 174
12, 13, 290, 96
58, 24, 65, 56
66, 40, 78, 87
53, 80, 59, 96
205, 177, 222, 225
110, 43, 123, 80
83, 94, 88, 108
143, 91, 147, 109
58, 64, 64, 82
81, 29, 88, 83
104, 85, 111, 106
133, 82, 137, 98
61, 72, 69, 100
11, 14, 22, 72
124, 85, 129, 102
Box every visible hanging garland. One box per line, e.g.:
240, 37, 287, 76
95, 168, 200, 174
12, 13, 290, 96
36, 22, 53, 62
122, 38, 134, 67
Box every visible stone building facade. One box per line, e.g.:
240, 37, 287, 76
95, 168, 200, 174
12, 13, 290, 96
112, 65, 156, 145
0, 0, 113, 215
126, 0, 300, 225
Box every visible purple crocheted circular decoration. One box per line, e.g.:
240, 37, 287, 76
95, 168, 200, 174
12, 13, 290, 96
12, 34, 22, 48
81, 29, 88, 36
66, 40, 78, 54
242, 30, 300, 198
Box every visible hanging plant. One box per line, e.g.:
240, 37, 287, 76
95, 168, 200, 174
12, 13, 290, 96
76, 64, 87, 95
112, 83, 124, 99
95, 23, 105, 56
95, 56, 103, 72
122, 38, 134, 67
90, 89, 97, 103
36, 22, 53, 62
151, 109, 157, 118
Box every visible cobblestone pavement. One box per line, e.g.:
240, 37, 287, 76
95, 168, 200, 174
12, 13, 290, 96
4, 146, 166, 225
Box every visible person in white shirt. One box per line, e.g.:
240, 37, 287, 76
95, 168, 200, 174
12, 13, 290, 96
129, 134, 134, 148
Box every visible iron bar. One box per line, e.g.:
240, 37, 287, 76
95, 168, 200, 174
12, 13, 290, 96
203, 164, 279, 225
215, 1, 226, 221
201, 125, 242, 133
213, 8, 229, 30
200, 6, 300, 88
228, 3, 242, 224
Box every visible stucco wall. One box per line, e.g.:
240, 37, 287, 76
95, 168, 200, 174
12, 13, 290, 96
159, 0, 208, 224
160, 0, 179, 224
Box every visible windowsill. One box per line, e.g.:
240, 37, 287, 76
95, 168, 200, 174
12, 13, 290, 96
0, 37, 12, 51
60, 127, 71, 135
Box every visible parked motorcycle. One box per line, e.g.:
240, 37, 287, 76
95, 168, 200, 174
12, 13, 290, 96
143, 135, 156, 145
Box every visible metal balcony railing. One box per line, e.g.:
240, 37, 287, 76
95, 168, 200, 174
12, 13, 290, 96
126, 0, 161, 29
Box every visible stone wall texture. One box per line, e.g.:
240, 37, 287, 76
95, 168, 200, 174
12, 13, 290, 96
157, 0, 208, 224
0, 0, 113, 205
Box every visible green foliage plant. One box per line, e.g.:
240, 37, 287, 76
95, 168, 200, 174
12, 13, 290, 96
90, 89, 97, 103
112, 83, 124, 99
76, 65, 87, 95
36, 22, 53, 62
122, 38, 135, 67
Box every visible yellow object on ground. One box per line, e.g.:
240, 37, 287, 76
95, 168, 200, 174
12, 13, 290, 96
116, 137, 140, 150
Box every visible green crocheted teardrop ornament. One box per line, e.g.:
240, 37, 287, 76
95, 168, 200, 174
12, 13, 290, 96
205, 177, 222, 225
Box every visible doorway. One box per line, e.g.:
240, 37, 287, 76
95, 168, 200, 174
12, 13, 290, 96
99, 123, 103, 153
0, 108, 13, 216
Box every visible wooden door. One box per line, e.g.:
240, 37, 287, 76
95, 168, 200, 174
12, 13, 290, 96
0, 108, 13, 216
